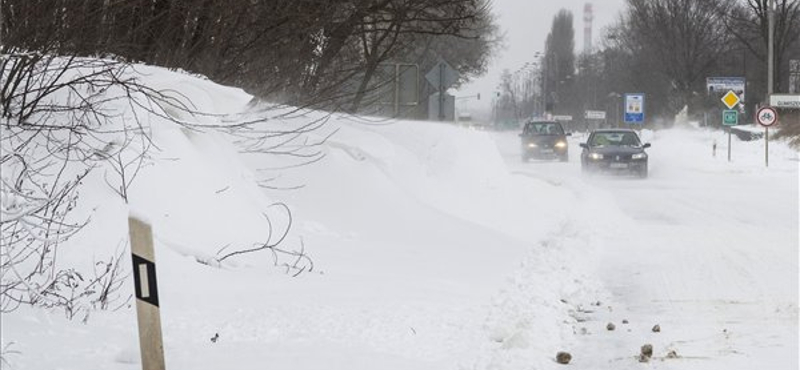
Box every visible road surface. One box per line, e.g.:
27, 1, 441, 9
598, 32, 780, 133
492, 127, 798, 369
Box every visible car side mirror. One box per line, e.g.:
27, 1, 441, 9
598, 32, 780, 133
579, 143, 588, 149
566, 132, 573, 136
643, 143, 651, 149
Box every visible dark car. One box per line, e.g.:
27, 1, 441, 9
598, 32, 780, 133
519, 121, 571, 162
580, 129, 651, 178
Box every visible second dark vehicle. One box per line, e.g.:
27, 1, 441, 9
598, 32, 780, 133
580, 129, 651, 178
519, 121, 571, 162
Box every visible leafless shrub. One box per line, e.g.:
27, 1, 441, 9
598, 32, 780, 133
213, 203, 314, 277
1, 52, 157, 317
0, 341, 21, 369
97, 127, 153, 203
4, 242, 130, 322
1, 50, 324, 317
87, 243, 131, 312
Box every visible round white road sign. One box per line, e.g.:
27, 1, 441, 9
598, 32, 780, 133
756, 107, 778, 127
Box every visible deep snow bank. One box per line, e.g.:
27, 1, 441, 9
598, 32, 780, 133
3, 63, 598, 370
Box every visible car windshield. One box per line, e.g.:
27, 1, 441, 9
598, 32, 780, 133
524, 122, 564, 135
589, 132, 641, 148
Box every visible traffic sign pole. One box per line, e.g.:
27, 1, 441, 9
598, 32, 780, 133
756, 106, 778, 168
766, 127, 769, 167
720, 93, 741, 163
425, 59, 458, 122
728, 128, 732, 162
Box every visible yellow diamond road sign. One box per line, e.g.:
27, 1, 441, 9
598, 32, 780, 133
722, 90, 741, 109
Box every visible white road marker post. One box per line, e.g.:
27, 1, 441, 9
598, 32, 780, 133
129, 216, 166, 370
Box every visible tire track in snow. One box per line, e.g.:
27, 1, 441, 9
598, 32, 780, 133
463, 217, 616, 370
489, 129, 798, 369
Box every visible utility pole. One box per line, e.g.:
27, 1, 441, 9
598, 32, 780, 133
543, 56, 549, 115
766, 0, 775, 168
438, 63, 445, 121
768, 0, 775, 96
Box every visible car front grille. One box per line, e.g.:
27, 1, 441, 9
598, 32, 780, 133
609, 154, 631, 161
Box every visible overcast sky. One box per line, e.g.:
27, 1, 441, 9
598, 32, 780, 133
456, 0, 626, 113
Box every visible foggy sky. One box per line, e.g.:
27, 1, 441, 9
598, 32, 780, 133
457, 0, 626, 114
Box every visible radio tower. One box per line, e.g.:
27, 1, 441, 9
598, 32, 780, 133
584, 3, 594, 54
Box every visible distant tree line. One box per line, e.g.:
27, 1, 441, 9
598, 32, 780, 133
0, 0, 499, 115
500, 0, 799, 132
599, 0, 800, 125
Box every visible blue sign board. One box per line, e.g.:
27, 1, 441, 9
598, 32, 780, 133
624, 93, 645, 124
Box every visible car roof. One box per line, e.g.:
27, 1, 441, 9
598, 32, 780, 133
525, 120, 560, 124
591, 129, 638, 133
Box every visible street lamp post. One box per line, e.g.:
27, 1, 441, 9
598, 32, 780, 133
608, 92, 622, 128
766, 0, 775, 167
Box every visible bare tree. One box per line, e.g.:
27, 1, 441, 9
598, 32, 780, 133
543, 10, 576, 115
723, 0, 800, 93
2, 0, 499, 115
627, 0, 731, 114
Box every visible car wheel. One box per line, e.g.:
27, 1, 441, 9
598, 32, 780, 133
521, 154, 529, 163
559, 154, 569, 162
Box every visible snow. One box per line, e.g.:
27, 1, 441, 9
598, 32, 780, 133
2, 64, 797, 370
731, 124, 766, 134
492, 127, 799, 369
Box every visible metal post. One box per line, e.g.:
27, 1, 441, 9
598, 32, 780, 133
492, 92, 497, 126
766, 0, 774, 167
438, 63, 445, 121
394, 64, 400, 117
766, 127, 769, 167
728, 129, 732, 162
543, 56, 549, 114
554, 57, 560, 115
541, 67, 546, 115
455, 100, 459, 125
768, 0, 775, 96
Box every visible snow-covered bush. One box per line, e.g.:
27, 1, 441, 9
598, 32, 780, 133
0, 52, 152, 318
1, 52, 318, 319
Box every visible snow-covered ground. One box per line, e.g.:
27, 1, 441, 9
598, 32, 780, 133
2, 66, 797, 370
494, 127, 799, 369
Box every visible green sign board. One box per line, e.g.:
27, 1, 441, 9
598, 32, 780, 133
722, 109, 739, 126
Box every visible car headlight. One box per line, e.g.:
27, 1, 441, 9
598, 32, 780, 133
589, 153, 604, 160
555, 141, 567, 148
632, 153, 647, 160
527, 143, 537, 148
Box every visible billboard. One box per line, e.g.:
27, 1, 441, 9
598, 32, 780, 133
707, 77, 745, 108
624, 93, 645, 124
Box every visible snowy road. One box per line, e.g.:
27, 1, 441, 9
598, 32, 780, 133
494, 128, 799, 369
